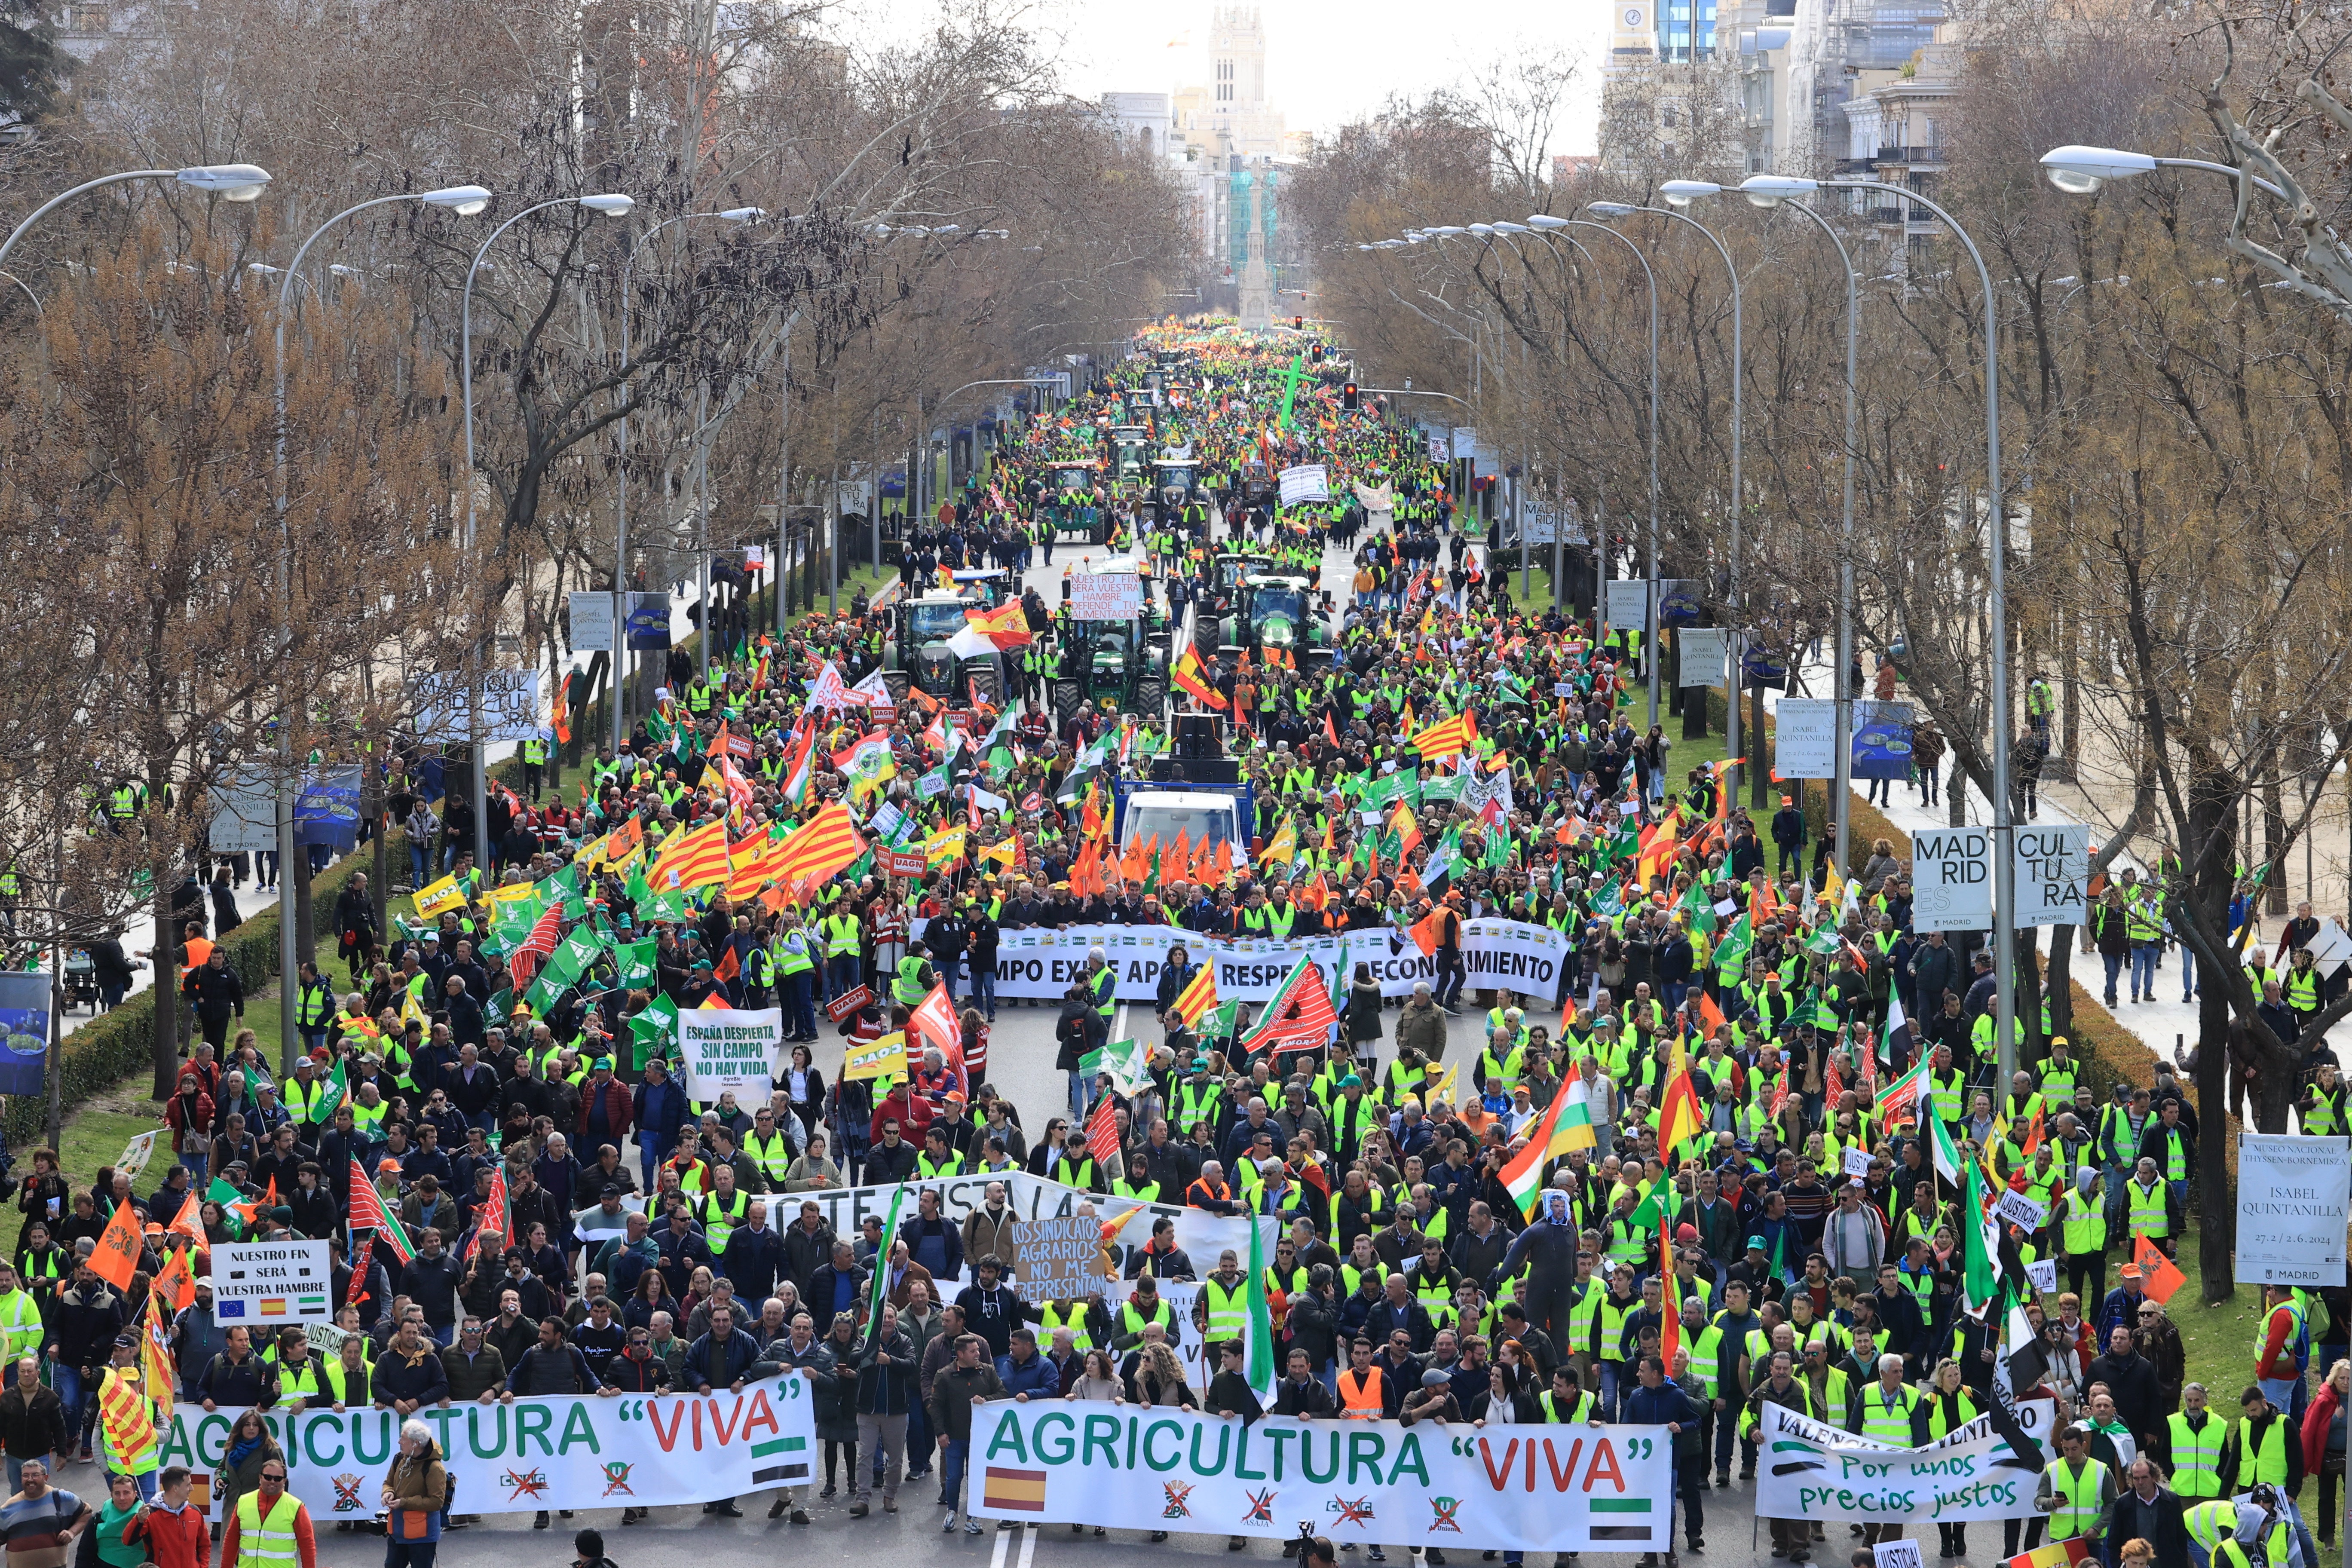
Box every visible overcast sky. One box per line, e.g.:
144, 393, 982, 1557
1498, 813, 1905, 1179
841, 0, 1609, 156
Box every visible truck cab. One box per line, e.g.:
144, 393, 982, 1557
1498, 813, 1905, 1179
1113, 782, 1252, 860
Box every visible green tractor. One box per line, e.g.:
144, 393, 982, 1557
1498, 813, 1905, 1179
1191, 551, 1275, 657
1225, 574, 1333, 668
1049, 619, 1167, 724
1109, 426, 1152, 484
884, 592, 1003, 706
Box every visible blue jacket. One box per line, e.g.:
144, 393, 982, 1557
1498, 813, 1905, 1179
633, 1077, 689, 1156
995, 1348, 1060, 1400
1618, 1379, 1697, 1468
686, 1326, 764, 1391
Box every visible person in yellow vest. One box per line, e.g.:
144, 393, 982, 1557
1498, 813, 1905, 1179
2033, 1422, 2119, 1558
2219, 1384, 2305, 1495
1845, 1353, 1920, 1547
222, 1453, 316, 1568
94, 1331, 164, 1497
2161, 1381, 2227, 1503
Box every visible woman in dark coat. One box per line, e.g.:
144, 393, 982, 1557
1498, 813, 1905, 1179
1345, 963, 1384, 1068
210, 868, 243, 936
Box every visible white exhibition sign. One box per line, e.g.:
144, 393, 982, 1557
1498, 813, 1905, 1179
2012, 824, 2090, 927
2235, 1132, 2351, 1286
1773, 699, 1837, 780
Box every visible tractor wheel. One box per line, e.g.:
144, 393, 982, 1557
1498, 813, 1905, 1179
881, 670, 912, 705
1194, 617, 1222, 658
1135, 676, 1167, 719
967, 665, 1001, 706
1050, 677, 1084, 723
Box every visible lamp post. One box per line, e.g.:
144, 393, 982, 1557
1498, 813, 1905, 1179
460, 192, 636, 874
270, 184, 490, 1074
612, 208, 765, 750
1827, 173, 2015, 1084
0, 163, 271, 276
1531, 213, 1661, 726
1593, 190, 1748, 792
2038, 144, 2288, 199
1739, 176, 1860, 878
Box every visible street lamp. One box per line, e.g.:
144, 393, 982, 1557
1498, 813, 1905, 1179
0, 163, 272, 276
460, 192, 635, 871
1820, 170, 2016, 1084
1591, 188, 1749, 800
265, 181, 490, 1075
2038, 144, 2287, 199
1741, 175, 1862, 876
1532, 211, 1663, 727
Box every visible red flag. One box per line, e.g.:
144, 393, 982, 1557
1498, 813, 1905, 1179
713, 945, 741, 983
1659, 1214, 1679, 1368
1084, 1097, 1121, 1167
467, 1166, 509, 1261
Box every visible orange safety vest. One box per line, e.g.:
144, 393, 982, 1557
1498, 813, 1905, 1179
1188, 1180, 1232, 1210
1339, 1366, 1387, 1420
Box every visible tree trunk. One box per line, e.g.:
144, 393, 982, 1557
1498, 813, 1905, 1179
150, 872, 178, 1100
2262, 756, 2287, 916
2046, 928, 2076, 1044
2189, 761, 2239, 1304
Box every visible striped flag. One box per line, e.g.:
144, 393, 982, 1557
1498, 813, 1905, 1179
508, 904, 563, 987
1172, 643, 1226, 708
647, 817, 731, 891
1500, 1086, 1575, 1216
769, 803, 867, 891
1169, 964, 1218, 1029
1236, 951, 1338, 1057
1412, 711, 1476, 760
349, 1159, 416, 1264
1084, 1096, 1122, 1167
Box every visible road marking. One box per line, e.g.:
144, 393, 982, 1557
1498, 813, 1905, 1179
990, 1521, 1016, 1568
1017, 1519, 1038, 1568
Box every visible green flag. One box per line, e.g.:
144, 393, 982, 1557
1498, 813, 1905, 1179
1245, 1206, 1276, 1391
1961, 1155, 1998, 1310
1714, 913, 1753, 974
614, 940, 657, 989
205, 1177, 247, 1241
867, 1184, 910, 1328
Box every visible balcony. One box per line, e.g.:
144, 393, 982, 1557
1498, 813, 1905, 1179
1877, 144, 1947, 165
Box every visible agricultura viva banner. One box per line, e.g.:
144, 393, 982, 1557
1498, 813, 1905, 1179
1754, 1403, 2043, 1523
969, 1406, 1674, 1552
988, 919, 1571, 1005
162, 1386, 815, 1521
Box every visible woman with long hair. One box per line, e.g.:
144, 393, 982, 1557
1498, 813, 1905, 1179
623, 1267, 672, 1333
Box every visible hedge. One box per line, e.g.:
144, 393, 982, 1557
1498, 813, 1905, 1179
5, 836, 398, 1148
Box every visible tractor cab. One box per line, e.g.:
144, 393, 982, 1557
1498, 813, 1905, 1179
1153, 459, 1198, 508
1051, 618, 1167, 723
887, 592, 1001, 704
1109, 426, 1152, 483
1231, 574, 1331, 667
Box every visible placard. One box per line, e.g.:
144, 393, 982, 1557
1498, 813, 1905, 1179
1603, 580, 1650, 635
2236, 1131, 2352, 1285
885, 850, 929, 879
1277, 464, 1330, 505
678, 1006, 784, 1101
1841, 1147, 1873, 1181
1993, 1188, 2047, 1233
823, 985, 874, 1023
1873, 1541, 1924, 1568
567, 591, 617, 653
842, 1029, 905, 1083
624, 593, 671, 650
1773, 698, 1838, 780
2308, 917, 2352, 977
2013, 824, 2089, 928
1753, 1404, 2039, 1523
1678, 628, 1729, 689
1426, 434, 1452, 464
412, 668, 543, 744
213, 1240, 333, 1326
1008, 1216, 1101, 1301
1069, 571, 1144, 622
1912, 827, 1993, 933
2024, 1259, 2058, 1295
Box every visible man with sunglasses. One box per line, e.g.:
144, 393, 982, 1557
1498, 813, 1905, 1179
219, 1456, 316, 1568
603, 1327, 668, 1525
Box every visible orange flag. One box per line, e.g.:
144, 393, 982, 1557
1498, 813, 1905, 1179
2134, 1234, 2187, 1304
1168, 829, 1192, 883
166, 1189, 208, 1256
1212, 838, 1233, 881
154, 1245, 198, 1312
90, 1201, 144, 1292
1697, 991, 1728, 1042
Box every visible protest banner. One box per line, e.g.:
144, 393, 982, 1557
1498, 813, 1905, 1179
1277, 464, 1330, 505
1874, 1541, 1925, 1568
161, 1386, 816, 1521
823, 985, 874, 1023
988, 919, 1568, 1006
1069, 571, 1144, 622
765, 1172, 1271, 1289
2236, 1131, 2352, 1285
679, 1007, 784, 1101
1010, 1217, 1102, 1302
968, 1406, 1673, 1551
1992, 1189, 2048, 1234
213, 1241, 333, 1327
115, 1131, 159, 1182
1754, 1403, 2041, 1523
842, 1029, 905, 1084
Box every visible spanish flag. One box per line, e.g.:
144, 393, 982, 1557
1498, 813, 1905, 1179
1172, 644, 1226, 709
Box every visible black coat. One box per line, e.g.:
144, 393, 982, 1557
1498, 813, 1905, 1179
2106, 1486, 2190, 1568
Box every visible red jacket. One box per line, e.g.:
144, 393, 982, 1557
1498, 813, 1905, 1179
2303, 1377, 2343, 1475
575, 1078, 635, 1147
870, 1085, 938, 1147
124, 1501, 209, 1568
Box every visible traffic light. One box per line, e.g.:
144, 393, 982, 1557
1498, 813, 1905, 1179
1309, 343, 1323, 363
1292, 315, 1303, 330
1342, 382, 1359, 410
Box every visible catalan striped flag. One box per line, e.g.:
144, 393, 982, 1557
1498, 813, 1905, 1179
648, 816, 731, 891
1169, 964, 1219, 1029
1412, 710, 1476, 760
769, 803, 867, 892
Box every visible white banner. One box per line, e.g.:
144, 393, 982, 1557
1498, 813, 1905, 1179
1911, 827, 1994, 933
208, 767, 280, 854
1678, 628, 1729, 689
1602, 580, 1649, 635
213, 1241, 332, 1328
2236, 1131, 2352, 1285
2012, 824, 2089, 928
413, 668, 542, 744
1070, 571, 1145, 622
161, 1388, 816, 1521
968, 1405, 1675, 1551
1278, 465, 1330, 505
680, 1007, 784, 1102
1773, 698, 1837, 779
1426, 435, 1451, 464
1754, 1403, 2041, 1523
986, 920, 1570, 1005
567, 591, 617, 654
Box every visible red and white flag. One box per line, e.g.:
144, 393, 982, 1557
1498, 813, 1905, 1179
1084, 1097, 1121, 1168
